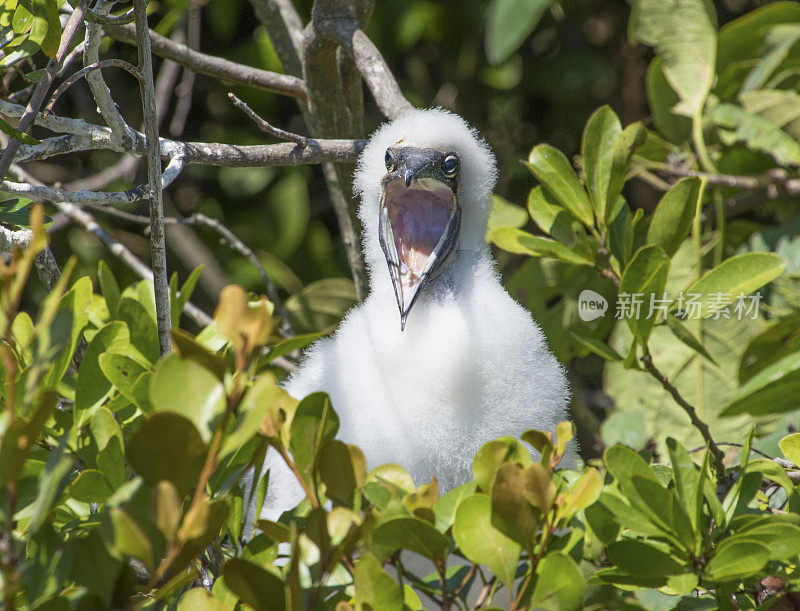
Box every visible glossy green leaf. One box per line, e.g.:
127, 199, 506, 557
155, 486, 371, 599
472, 436, 532, 492
487, 194, 529, 233
705, 538, 769, 583
570, 334, 623, 362
607, 540, 682, 579
647, 177, 703, 257
525, 144, 593, 226
289, 392, 339, 488
491, 463, 542, 549
149, 354, 226, 443
665, 438, 700, 533
646, 58, 691, 144
127, 412, 207, 497
373, 517, 449, 561
285, 278, 357, 334
723, 349, 800, 417
222, 558, 286, 611
97, 260, 120, 315
619, 245, 670, 344
780, 433, 800, 467
319, 439, 365, 506
262, 332, 323, 363
489, 227, 594, 266
434, 481, 477, 533
103, 507, 153, 570
605, 123, 646, 225
453, 494, 520, 588
116, 297, 159, 365
529, 552, 584, 611
0, 115, 40, 145
581, 105, 622, 221
74, 321, 130, 426
664, 315, 717, 364
353, 554, 403, 611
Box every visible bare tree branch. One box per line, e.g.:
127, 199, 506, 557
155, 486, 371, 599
103, 22, 308, 100
84, 0, 137, 146
228, 92, 308, 145
134, 0, 172, 356
2, 98, 366, 169
43, 59, 142, 116
248, 0, 305, 77
0, 0, 88, 182
348, 29, 412, 120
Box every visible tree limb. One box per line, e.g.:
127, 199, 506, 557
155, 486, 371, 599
134, 0, 172, 356
103, 22, 308, 100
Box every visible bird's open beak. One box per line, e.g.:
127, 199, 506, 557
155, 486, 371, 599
379, 158, 460, 331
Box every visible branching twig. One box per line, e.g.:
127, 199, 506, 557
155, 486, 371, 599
0, 0, 88, 181
43, 59, 142, 116
641, 346, 726, 476
228, 92, 308, 145
103, 22, 308, 100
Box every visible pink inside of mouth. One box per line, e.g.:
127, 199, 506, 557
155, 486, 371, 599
384, 180, 455, 280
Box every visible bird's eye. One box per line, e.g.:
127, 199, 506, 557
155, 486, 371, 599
442, 154, 459, 178
385, 150, 395, 172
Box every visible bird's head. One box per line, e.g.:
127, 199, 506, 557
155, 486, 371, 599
354, 109, 497, 330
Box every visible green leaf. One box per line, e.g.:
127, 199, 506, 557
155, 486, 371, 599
0, 115, 39, 146
705, 538, 769, 583
736, 522, 800, 561
30, 0, 59, 57
526, 186, 590, 250
97, 260, 120, 315
529, 552, 584, 611
289, 392, 339, 488
740, 89, 800, 142
319, 440, 365, 506
453, 494, 520, 589
373, 517, 449, 561
220, 373, 280, 458
127, 412, 207, 497
630, 0, 717, 117
222, 558, 286, 611
619, 245, 670, 344
489, 227, 594, 266
149, 354, 226, 443
261, 332, 323, 364
646, 58, 691, 145
103, 507, 154, 570
780, 432, 800, 467
665, 438, 700, 534
434, 481, 477, 533
490, 463, 542, 550
647, 177, 703, 257
584, 502, 621, 545
74, 321, 130, 426
177, 588, 230, 611
116, 297, 159, 364
724, 350, 800, 417
472, 436, 532, 492
525, 144, 593, 226
570, 334, 623, 362
66, 469, 114, 504
353, 554, 403, 611
664, 315, 717, 364
484, 0, 551, 65
91, 406, 125, 488
709, 103, 800, 167
560, 467, 602, 521
606, 540, 683, 579
285, 278, 357, 334
742, 24, 800, 93
171, 329, 227, 381
581, 105, 622, 221
98, 353, 151, 412
487, 194, 529, 233
605, 123, 646, 224
683, 253, 786, 320
170, 266, 203, 328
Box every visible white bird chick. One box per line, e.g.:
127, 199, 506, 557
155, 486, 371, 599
258, 108, 573, 518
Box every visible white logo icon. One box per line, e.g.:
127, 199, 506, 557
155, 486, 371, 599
578, 289, 608, 322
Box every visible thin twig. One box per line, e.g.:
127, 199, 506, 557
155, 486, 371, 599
0, 0, 88, 181
43, 59, 142, 116
641, 346, 726, 476
134, 0, 172, 356
227, 92, 308, 145
103, 22, 308, 99
168, 5, 200, 137
84, 5, 136, 26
